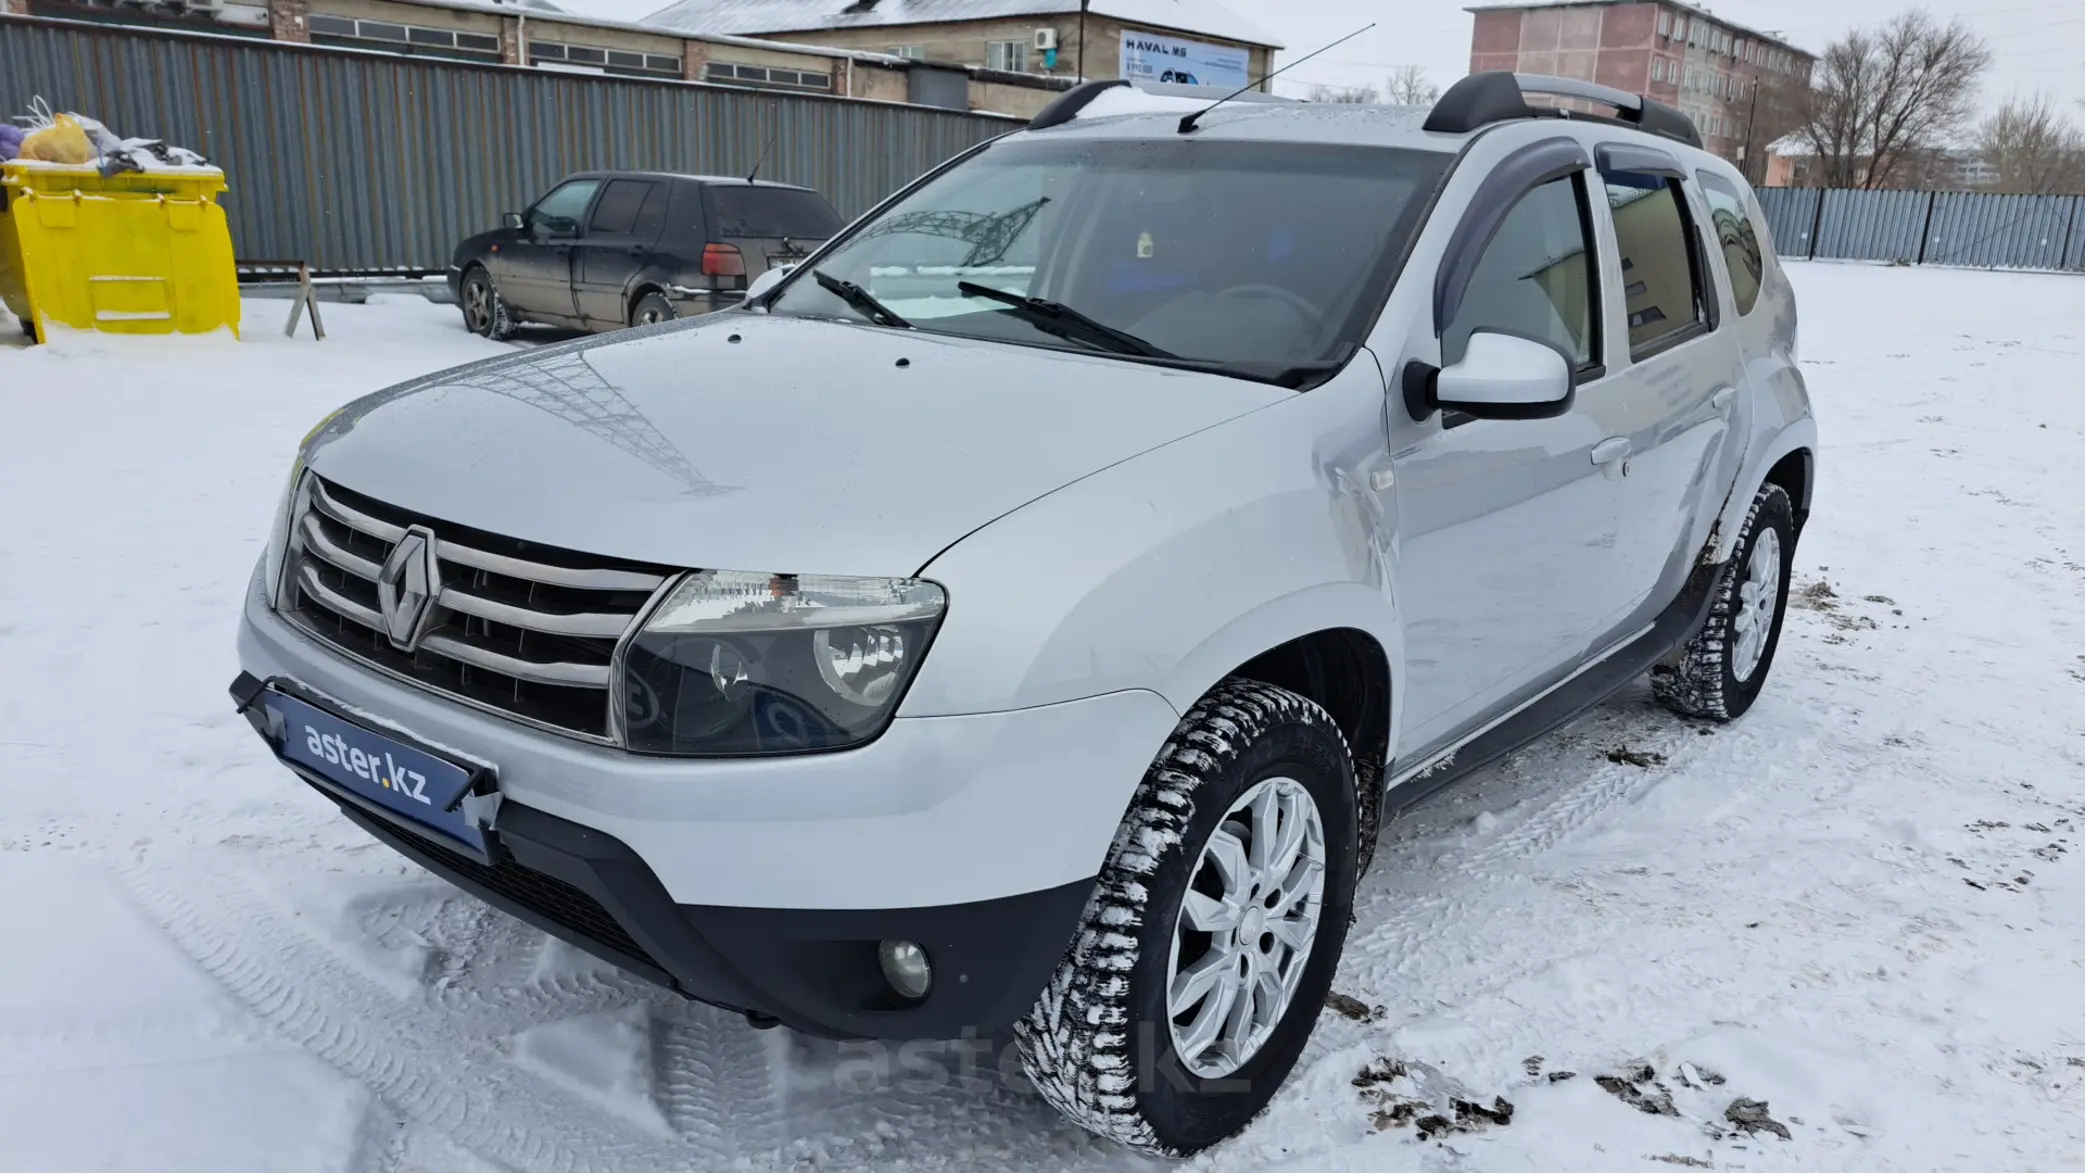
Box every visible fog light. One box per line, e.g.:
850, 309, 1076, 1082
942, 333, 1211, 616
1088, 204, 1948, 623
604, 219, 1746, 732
878, 939, 932, 1000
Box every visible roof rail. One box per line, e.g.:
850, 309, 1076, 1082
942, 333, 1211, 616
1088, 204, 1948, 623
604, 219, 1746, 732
1028, 78, 1298, 130
1422, 71, 1702, 149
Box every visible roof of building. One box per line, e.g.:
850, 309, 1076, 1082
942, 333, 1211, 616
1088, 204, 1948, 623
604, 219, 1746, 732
641, 0, 1283, 49
1463, 0, 1813, 57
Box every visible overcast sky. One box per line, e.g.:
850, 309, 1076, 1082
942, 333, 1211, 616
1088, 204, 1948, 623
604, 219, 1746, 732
1226, 0, 2084, 117
556, 0, 2085, 119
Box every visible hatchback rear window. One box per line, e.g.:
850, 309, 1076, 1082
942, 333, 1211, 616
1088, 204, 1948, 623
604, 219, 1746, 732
710, 187, 843, 239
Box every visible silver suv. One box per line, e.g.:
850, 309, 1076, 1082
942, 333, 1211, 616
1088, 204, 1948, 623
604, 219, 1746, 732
232, 73, 1815, 1155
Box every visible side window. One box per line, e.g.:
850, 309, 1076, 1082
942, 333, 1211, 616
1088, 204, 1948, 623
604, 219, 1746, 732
527, 179, 601, 236
632, 183, 668, 240
1602, 171, 1710, 356
1696, 172, 1763, 315
1443, 175, 1597, 370
587, 179, 653, 236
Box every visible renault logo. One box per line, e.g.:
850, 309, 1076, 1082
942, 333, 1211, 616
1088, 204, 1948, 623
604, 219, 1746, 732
376, 525, 442, 652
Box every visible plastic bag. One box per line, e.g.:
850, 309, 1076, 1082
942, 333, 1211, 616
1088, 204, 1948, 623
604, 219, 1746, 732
19, 114, 95, 164
69, 113, 126, 157
0, 124, 24, 162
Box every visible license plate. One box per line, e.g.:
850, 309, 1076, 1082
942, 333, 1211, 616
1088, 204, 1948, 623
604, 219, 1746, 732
264, 692, 488, 853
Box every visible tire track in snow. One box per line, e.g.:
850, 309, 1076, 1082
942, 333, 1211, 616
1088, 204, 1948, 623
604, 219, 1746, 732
116, 857, 782, 1173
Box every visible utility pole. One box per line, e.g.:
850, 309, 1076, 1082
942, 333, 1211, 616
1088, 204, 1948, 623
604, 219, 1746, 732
1742, 77, 1763, 184
1077, 0, 1089, 83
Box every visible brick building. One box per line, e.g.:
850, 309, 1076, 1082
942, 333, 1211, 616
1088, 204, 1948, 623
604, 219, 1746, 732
643, 0, 1281, 94
1467, 1, 1813, 173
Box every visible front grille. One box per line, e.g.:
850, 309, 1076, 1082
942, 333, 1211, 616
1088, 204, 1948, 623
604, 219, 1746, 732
411, 834, 661, 971
281, 475, 674, 739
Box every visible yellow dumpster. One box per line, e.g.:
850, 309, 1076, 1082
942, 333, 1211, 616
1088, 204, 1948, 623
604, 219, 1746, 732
0, 161, 241, 342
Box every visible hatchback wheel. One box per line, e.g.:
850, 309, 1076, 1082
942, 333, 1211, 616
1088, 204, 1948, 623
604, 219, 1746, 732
1016, 679, 1358, 1155
1653, 481, 1796, 721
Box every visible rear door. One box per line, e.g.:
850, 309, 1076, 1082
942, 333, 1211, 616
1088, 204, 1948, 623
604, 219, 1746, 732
706, 184, 844, 282
574, 177, 669, 330
1585, 147, 1741, 620
499, 177, 600, 324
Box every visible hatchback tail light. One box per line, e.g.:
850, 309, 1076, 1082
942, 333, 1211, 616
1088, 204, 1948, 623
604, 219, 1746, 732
701, 243, 746, 278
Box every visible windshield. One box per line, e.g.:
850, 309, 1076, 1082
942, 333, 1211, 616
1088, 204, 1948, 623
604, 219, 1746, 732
769, 138, 1448, 380
712, 187, 843, 239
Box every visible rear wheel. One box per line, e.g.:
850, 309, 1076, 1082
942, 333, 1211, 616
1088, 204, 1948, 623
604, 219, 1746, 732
629, 291, 676, 329
1016, 679, 1358, 1155
459, 266, 513, 341
1653, 482, 1796, 721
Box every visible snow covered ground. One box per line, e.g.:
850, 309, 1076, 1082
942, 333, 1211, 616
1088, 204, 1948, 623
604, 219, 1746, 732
1, 265, 2081, 1173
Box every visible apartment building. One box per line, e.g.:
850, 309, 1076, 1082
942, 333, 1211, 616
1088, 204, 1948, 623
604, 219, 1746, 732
1468, 1, 1814, 170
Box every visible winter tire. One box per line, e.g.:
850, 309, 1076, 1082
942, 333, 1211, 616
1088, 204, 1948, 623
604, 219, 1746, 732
1653, 481, 1796, 721
629, 291, 676, 329
1015, 678, 1359, 1156
459, 266, 514, 341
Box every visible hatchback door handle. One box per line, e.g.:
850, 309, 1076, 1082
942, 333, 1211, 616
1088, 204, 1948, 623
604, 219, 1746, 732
1711, 386, 1736, 411
1591, 437, 1632, 465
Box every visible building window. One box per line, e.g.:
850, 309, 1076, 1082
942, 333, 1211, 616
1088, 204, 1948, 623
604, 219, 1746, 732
1657, 11, 1672, 37
528, 40, 682, 76
1651, 58, 1663, 83
1674, 16, 1687, 41
308, 14, 500, 59
985, 39, 1029, 73
704, 61, 833, 91
890, 44, 925, 60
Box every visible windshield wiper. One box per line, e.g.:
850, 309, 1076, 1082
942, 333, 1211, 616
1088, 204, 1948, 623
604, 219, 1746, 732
956, 282, 1174, 359
814, 270, 910, 329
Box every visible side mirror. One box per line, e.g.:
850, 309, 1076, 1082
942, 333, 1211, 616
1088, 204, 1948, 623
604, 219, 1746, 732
501, 211, 525, 231
744, 263, 797, 306
1405, 331, 1574, 422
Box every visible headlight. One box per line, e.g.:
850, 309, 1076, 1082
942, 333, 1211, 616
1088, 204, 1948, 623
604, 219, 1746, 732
620, 571, 946, 755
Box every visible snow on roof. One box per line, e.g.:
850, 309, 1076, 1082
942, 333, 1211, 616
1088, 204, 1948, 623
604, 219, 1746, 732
641, 0, 1283, 49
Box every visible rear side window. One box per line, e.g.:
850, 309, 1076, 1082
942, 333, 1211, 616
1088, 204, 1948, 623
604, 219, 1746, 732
1444, 175, 1598, 370
1603, 172, 1710, 356
1697, 172, 1763, 315
588, 179, 658, 235
710, 186, 843, 239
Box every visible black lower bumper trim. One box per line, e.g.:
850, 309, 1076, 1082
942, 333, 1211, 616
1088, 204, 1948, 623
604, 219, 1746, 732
235, 673, 1094, 1040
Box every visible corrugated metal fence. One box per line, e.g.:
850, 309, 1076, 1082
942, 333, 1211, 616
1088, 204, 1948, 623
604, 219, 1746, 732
1758, 186, 2085, 272
0, 15, 1014, 274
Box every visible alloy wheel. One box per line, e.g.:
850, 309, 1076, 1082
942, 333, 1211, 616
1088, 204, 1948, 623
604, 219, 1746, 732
1731, 526, 1782, 682
1166, 775, 1326, 1079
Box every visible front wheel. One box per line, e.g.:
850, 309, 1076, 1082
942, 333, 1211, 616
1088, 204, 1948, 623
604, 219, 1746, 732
459, 266, 514, 341
1653, 482, 1796, 720
1016, 679, 1358, 1156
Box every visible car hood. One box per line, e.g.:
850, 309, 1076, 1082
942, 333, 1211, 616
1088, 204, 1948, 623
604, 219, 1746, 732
303, 314, 1287, 577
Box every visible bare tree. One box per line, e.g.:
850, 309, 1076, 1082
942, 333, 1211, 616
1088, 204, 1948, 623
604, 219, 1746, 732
1308, 83, 1381, 104
1384, 64, 1441, 107
1795, 9, 1992, 190
1977, 93, 2085, 193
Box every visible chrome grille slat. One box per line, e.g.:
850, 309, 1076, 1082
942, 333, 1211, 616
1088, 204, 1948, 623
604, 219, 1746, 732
281, 474, 676, 740
418, 634, 612, 688
433, 540, 668, 593
298, 563, 386, 631
299, 514, 384, 581
437, 584, 631, 639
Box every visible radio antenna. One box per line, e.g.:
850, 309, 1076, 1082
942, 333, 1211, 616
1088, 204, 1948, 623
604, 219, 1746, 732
746, 111, 781, 183
1179, 23, 1376, 135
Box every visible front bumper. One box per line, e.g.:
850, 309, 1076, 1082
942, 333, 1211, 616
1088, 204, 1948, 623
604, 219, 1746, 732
234, 576, 1179, 1037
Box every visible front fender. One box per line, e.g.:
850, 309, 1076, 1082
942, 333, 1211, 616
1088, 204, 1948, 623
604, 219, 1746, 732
902, 363, 1401, 744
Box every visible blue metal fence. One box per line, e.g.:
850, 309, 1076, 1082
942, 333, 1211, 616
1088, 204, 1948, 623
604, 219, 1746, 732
1757, 184, 2085, 272
0, 15, 1014, 275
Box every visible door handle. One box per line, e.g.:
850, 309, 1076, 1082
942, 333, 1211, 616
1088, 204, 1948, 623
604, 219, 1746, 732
628, 245, 645, 256
1591, 437, 1632, 466
1711, 386, 1737, 412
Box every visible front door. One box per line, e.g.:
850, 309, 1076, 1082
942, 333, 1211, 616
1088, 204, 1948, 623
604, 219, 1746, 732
574, 178, 668, 330
1390, 170, 1633, 754
498, 177, 599, 325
